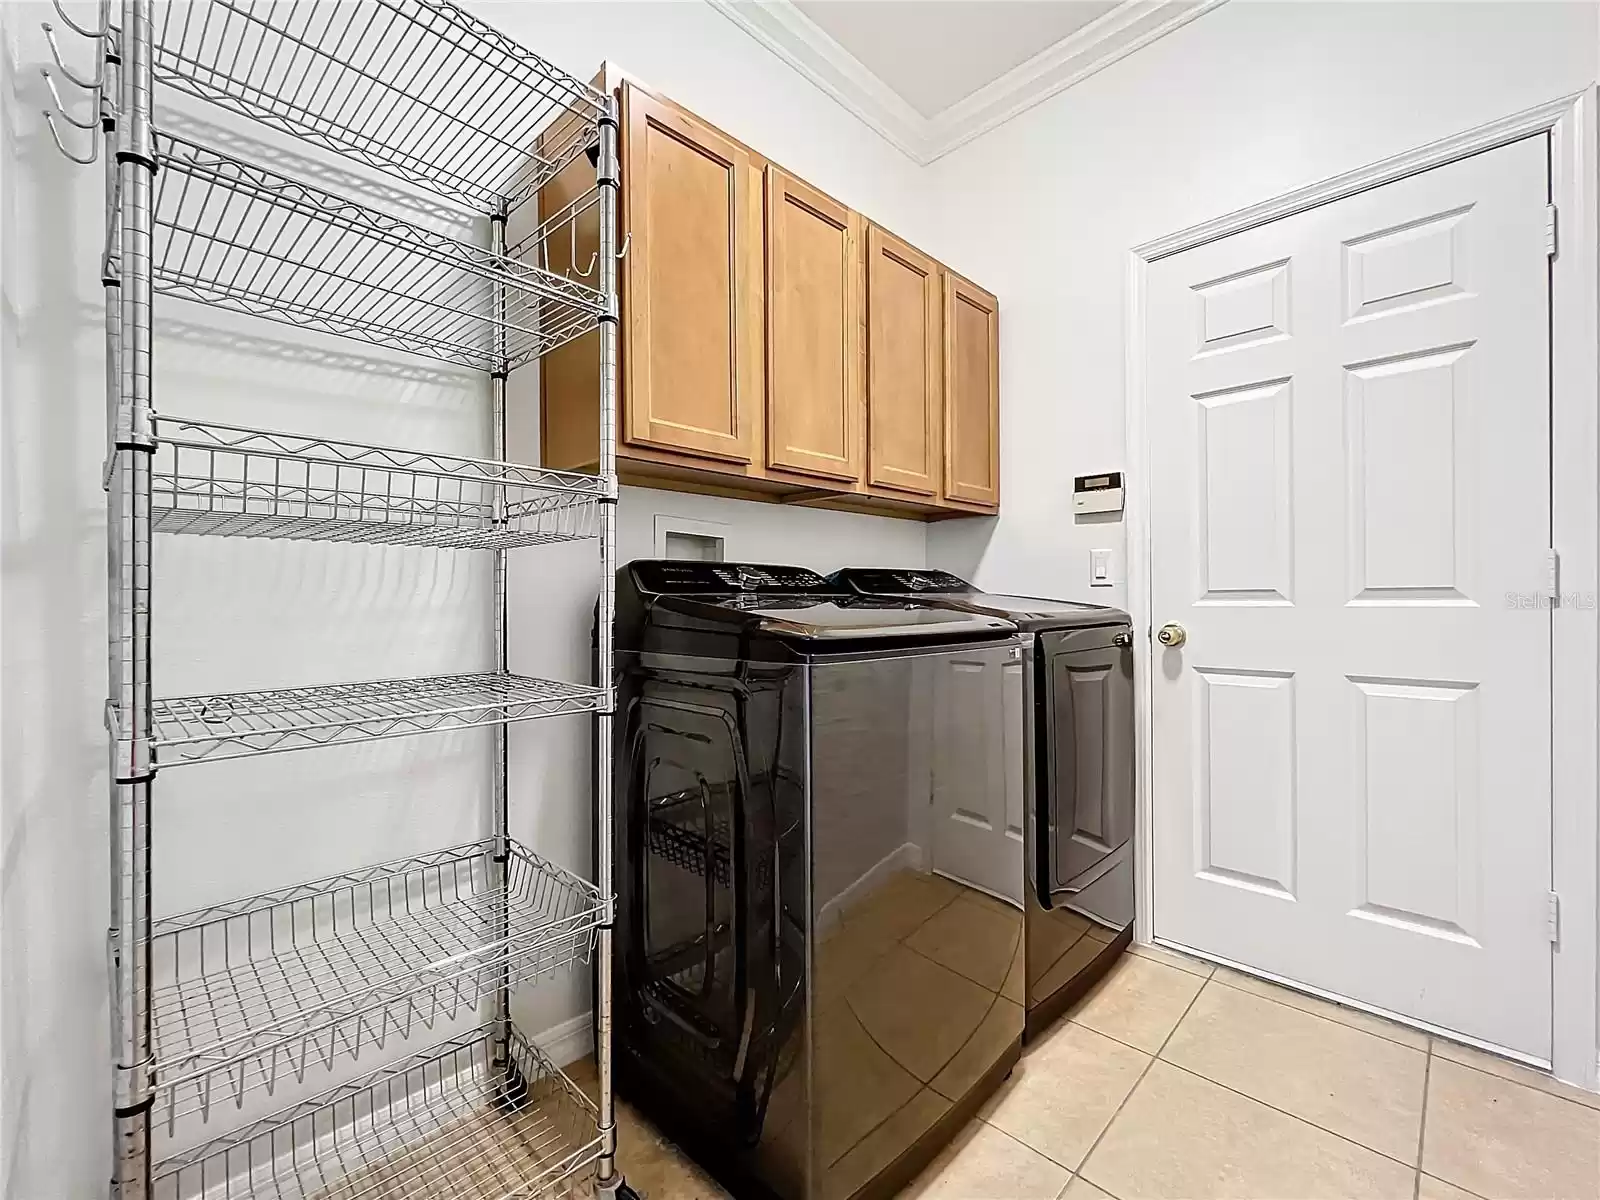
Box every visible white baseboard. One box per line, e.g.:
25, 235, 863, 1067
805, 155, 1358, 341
817, 842, 923, 936
536, 1011, 594, 1070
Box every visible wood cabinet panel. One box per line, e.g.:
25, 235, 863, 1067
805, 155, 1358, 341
943, 273, 1000, 510
623, 86, 761, 464
765, 166, 863, 483
866, 225, 942, 498
536, 85, 604, 473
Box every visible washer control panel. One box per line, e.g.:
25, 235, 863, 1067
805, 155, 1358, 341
631, 560, 835, 595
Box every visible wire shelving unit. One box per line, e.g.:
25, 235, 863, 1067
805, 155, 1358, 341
46, 1, 628, 1196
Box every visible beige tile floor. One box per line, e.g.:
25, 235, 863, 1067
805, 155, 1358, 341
589, 941, 1600, 1200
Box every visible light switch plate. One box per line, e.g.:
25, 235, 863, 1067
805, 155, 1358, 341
1090, 549, 1113, 587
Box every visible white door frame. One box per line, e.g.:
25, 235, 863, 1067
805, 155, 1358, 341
1124, 90, 1599, 1090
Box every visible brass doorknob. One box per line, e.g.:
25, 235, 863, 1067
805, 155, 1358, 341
1157, 623, 1187, 648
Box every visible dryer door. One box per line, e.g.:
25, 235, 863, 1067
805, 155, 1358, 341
1042, 625, 1135, 901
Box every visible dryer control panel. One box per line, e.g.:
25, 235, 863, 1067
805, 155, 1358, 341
831, 568, 975, 595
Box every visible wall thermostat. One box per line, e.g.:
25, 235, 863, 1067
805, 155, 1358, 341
1073, 471, 1124, 515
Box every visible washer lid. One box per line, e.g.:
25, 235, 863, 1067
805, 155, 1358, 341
831, 567, 1128, 628
710, 595, 1016, 641
945, 593, 1116, 622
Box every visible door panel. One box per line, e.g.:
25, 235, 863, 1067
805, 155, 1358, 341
623, 86, 761, 463
943, 275, 1000, 509
1192, 667, 1297, 898
866, 226, 942, 497
1147, 136, 1553, 1058
766, 167, 863, 483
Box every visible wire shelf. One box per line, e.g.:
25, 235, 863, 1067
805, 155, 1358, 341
144, 0, 608, 213
142, 673, 607, 766
152, 1022, 603, 1199
137, 133, 605, 372
149, 840, 605, 1126
153, 416, 604, 549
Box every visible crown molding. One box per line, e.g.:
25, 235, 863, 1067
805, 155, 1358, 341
706, 0, 1228, 165
704, 0, 935, 161
933, 0, 1227, 158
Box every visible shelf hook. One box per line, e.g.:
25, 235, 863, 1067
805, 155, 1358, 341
570, 221, 597, 278
42, 68, 98, 165
43, 22, 105, 91
42, 68, 97, 129
43, 105, 98, 164
48, 0, 111, 40
615, 232, 631, 261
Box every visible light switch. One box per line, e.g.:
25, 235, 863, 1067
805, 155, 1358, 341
1090, 549, 1113, 587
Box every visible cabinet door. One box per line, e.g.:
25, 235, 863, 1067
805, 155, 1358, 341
765, 166, 864, 483
943, 273, 1000, 509
866, 226, 941, 497
623, 85, 761, 464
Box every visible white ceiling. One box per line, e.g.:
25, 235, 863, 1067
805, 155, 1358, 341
710, 0, 1225, 163
793, 0, 1121, 119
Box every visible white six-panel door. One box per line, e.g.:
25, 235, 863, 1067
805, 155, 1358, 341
1147, 135, 1553, 1059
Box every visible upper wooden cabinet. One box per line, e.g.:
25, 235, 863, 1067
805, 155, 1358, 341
765, 166, 864, 484
943, 273, 1001, 511
865, 226, 942, 499
621, 86, 762, 465
537, 78, 1001, 519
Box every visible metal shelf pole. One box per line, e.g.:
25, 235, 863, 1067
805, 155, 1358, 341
109, 3, 156, 1197
490, 204, 512, 1070
593, 93, 623, 1195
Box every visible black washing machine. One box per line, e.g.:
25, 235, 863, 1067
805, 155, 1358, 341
830, 568, 1135, 1038
611, 560, 1026, 1200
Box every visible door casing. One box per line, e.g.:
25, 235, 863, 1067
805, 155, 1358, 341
1124, 90, 1599, 1091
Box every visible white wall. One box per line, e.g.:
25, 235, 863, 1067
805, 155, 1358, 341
0, 3, 930, 1196
8, 1, 1597, 1193
922, 0, 1599, 1086
925, 0, 1599, 611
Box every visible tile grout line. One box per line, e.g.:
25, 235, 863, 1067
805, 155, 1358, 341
977, 1118, 1083, 1185
1034, 927, 1095, 983
1127, 943, 1216, 981
1413, 1039, 1434, 1200
1213, 967, 1600, 1114
1104, 973, 1427, 1175
1431, 1042, 1600, 1114
983, 956, 1213, 1163
1204, 958, 1600, 1113
1070, 966, 1210, 1194
1207, 969, 1428, 1054
1153, 1054, 1425, 1174
896, 921, 1018, 995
